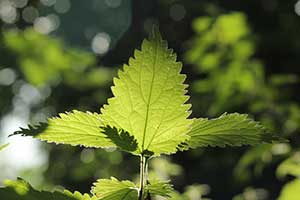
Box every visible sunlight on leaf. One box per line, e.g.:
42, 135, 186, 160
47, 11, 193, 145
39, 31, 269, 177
0, 178, 91, 200
100, 27, 192, 156
91, 177, 138, 200
145, 179, 174, 198
279, 179, 300, 200
183, 113, 282, 149
14, 110, 116, 148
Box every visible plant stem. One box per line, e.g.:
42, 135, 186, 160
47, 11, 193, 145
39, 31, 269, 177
138, 155, 148, 200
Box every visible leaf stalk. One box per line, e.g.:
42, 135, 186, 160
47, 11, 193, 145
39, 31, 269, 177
138, 154, 149, 200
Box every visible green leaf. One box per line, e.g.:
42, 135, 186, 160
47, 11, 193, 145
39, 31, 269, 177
277, 153, 300, 178
0, 178, 87, 200
183, 113, 280, 149
64, 190, 97, 200
14, 110, 116, 148
91, 177, 138, 200
101, 126, 138, 153
278, 179, 300, 200
0, 143, 9, 151
100, 27, 192, 155
145, 179, 174, 198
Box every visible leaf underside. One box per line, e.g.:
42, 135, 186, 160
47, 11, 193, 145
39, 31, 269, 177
183, 113, 278, 149
100, 28, 192, 155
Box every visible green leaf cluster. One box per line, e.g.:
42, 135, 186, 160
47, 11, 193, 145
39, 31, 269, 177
3, 29, 113, 88
185, 12, 265, 115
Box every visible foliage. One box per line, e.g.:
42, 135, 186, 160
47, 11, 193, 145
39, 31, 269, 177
185, 113, 277, 149
186, 11, 299, 199
3, 29, 113, 89
277, 152, 300, 200
0, 1, 299, 199
14, 110, 116, 148
91, 177, 138, 200
0, 178, 95, 200
5, 28, 282, 200
278, 179, 300, 200
100, 28, 192, 156
185, 12, 264, 115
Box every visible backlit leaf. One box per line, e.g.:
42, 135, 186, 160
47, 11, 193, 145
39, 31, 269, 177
101, 27, 192, 155
184, 113, 280, 149
14, 110, 116, 149
91, 177, 138, 200
0, 178, 91, 200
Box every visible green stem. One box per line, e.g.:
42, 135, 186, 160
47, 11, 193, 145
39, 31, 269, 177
138, 155, 149, 200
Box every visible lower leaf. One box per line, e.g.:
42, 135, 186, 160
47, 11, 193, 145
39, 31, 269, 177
91, 177, 138, 200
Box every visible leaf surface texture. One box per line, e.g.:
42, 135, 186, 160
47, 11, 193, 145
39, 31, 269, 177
14, 110, 115, 148
91, 177, 138, 200
185, 113, 276, 148
101, 29, 192, 155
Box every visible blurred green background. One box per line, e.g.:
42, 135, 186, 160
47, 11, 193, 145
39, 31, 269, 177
0, 0, 299, 199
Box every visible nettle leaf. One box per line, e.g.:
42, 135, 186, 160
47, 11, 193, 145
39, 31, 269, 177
14, 110, 116, 148
183, 113, 278, 149
0, 178, 94, 200
100, 28, 192, 155
91, 177, 138, 200
145, 179, 174, 198
101, 126, 138, 153
64, 190, 97, 200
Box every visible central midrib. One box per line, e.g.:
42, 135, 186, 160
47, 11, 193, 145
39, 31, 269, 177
141, 40, 158, 151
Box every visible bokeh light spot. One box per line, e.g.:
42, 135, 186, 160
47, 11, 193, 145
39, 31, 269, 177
105, 0, 122, 8
295, 1, 300, 16
170, 4, 186, 21
11, 0, 28, 8
19, 84, 42, 105
34, 16, 58, 34
0, 1, 17, 24
47, 14, 60, 30
54, 0, 71, 14
22, 6, 39, 23
80, 149, 95, 164
0, 68, 16, 85
91, 32, 111, 55
40, 0, 56, 7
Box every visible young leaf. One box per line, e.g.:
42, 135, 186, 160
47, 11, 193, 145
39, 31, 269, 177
0, 178, 88, 200
145, 179, 174, 198
14, 110, 116, 148
183, 113, 279, 149
91, 177, 138, 200
100, 28, 192, 155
